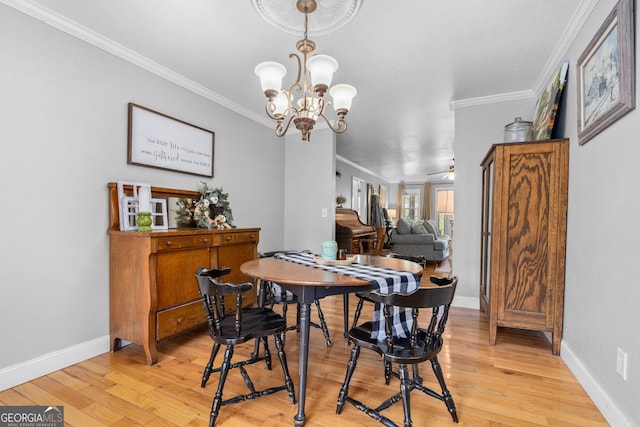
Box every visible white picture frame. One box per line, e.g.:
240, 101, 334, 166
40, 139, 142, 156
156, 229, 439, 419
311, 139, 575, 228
117, 181, 168, 231
120, 196, 168, 232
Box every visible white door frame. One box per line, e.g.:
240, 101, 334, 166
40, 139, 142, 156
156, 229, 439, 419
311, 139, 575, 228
351, 176, 366, 220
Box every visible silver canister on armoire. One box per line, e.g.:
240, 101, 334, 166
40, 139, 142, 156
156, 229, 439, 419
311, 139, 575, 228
504, 117, 533, 142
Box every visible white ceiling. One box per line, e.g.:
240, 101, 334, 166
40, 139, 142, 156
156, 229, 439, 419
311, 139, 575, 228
10, 0, 586, 181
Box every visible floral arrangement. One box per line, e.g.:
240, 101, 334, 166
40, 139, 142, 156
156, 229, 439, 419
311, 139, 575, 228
174, 182, 235, 229
174, 198, 196, 228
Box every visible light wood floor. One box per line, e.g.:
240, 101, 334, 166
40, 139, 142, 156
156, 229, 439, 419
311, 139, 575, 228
0, 264, 608, 426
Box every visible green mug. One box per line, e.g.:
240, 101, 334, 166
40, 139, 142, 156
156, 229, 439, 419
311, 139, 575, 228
321, 240, 338, 260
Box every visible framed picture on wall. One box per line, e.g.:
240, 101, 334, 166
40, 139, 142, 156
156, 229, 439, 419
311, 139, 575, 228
577, 0, 635, 145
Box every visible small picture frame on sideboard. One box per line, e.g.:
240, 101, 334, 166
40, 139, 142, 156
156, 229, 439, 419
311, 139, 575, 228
120, 196, 168, 232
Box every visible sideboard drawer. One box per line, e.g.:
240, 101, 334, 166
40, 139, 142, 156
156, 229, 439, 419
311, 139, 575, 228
156, 300, 206, 341
219, 231, 259, 245
157, 235, 214, 251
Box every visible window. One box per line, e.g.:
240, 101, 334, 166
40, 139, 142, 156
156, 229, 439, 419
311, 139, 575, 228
401, 186, 422, 221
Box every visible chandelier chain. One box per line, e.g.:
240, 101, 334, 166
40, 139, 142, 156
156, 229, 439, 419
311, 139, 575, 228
303, 6, 309, 41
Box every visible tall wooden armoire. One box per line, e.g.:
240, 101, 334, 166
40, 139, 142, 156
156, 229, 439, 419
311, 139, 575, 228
479, 139, 569, 355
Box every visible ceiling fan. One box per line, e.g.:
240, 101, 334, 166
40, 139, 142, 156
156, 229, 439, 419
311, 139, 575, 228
427, 164, 455, 181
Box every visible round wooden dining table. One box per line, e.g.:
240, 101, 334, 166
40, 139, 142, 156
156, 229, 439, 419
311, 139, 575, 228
240, 254, 423, 426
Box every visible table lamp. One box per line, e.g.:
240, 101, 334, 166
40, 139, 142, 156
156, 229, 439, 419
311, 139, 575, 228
386, 209, 397, 222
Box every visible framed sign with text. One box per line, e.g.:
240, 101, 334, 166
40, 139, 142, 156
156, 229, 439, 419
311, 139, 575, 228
127, 103, 215, 177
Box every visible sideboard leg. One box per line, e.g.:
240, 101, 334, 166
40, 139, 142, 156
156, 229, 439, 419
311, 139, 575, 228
144, 344, 158, 365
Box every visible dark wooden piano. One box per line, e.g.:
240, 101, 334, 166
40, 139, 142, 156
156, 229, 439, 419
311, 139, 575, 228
335, 208, 375, 254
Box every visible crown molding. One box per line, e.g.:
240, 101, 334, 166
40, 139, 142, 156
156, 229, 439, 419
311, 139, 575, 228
532, 0, 599, 96
450, 90, 536, 110
1, 0, 272, 128
335, 155, 389, 181
452, 0, 598, 109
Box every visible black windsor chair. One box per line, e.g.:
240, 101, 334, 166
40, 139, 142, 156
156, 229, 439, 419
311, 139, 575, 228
336, 276, 459, 427
195, 267, 295, 426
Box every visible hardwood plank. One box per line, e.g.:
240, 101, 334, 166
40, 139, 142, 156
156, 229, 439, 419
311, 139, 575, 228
80, 384, 158, 425
0, 388, 36, 405
2, 268, 607, 426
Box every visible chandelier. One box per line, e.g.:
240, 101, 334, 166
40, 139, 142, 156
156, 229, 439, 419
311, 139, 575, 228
254, 0, 357, 141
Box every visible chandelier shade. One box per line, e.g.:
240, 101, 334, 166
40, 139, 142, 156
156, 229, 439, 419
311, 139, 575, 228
306, 54, 338, 90
272, 91, 290, 116
329, 84, 357, 111
255, 0, 356, 141
255, 62, 287, 95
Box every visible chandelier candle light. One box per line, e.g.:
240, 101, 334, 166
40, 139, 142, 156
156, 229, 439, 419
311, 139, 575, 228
255, 0, 356, 141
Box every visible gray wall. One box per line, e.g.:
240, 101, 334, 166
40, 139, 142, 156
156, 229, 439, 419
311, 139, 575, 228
453, 0, 640, 424
453, 98, 535, 308
335, 158, 390, 215
562, 0, 639, 423
283, 129, 337, 252
0, 4, 285, 376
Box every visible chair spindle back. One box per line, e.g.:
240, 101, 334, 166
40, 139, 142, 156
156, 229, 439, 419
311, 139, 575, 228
195, 267, 254, 338
371, 277, 458, 354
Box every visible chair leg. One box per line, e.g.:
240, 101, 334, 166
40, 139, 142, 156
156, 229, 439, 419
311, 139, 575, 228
399, 364, 412, 427
274, 333, 296, 404
336, 344, 360, 413
314, 299, 332, 347
412, 364, 423, 385
431, 357, 458, 423
210, 345, 234, 426
262, 337, 272, 370
201, 342, 221, 388
384, 360, 393, 385
251, 339, 260, 360
351, 297, 365, 330
282, 303, 292, 346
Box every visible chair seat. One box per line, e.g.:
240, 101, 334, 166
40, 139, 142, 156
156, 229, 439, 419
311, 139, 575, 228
211, 307, 288, 344
267, 293, 298, 305
354, 291, 373, 300
349, 322, 442, 364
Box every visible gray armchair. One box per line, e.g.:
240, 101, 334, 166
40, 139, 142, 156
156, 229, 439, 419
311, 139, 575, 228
388, 218, 449, 261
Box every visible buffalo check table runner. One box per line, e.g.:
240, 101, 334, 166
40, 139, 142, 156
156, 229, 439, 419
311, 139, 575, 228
274, 251, 420, 341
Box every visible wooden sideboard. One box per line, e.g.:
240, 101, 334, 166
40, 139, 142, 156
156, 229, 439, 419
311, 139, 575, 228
107, 183, 259, 365
479, 139, 568, 355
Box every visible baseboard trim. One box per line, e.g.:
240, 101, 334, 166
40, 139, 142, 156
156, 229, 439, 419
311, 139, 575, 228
452, 295, 479, 310
561, 341, 633, 427
0, 335, 110, 391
